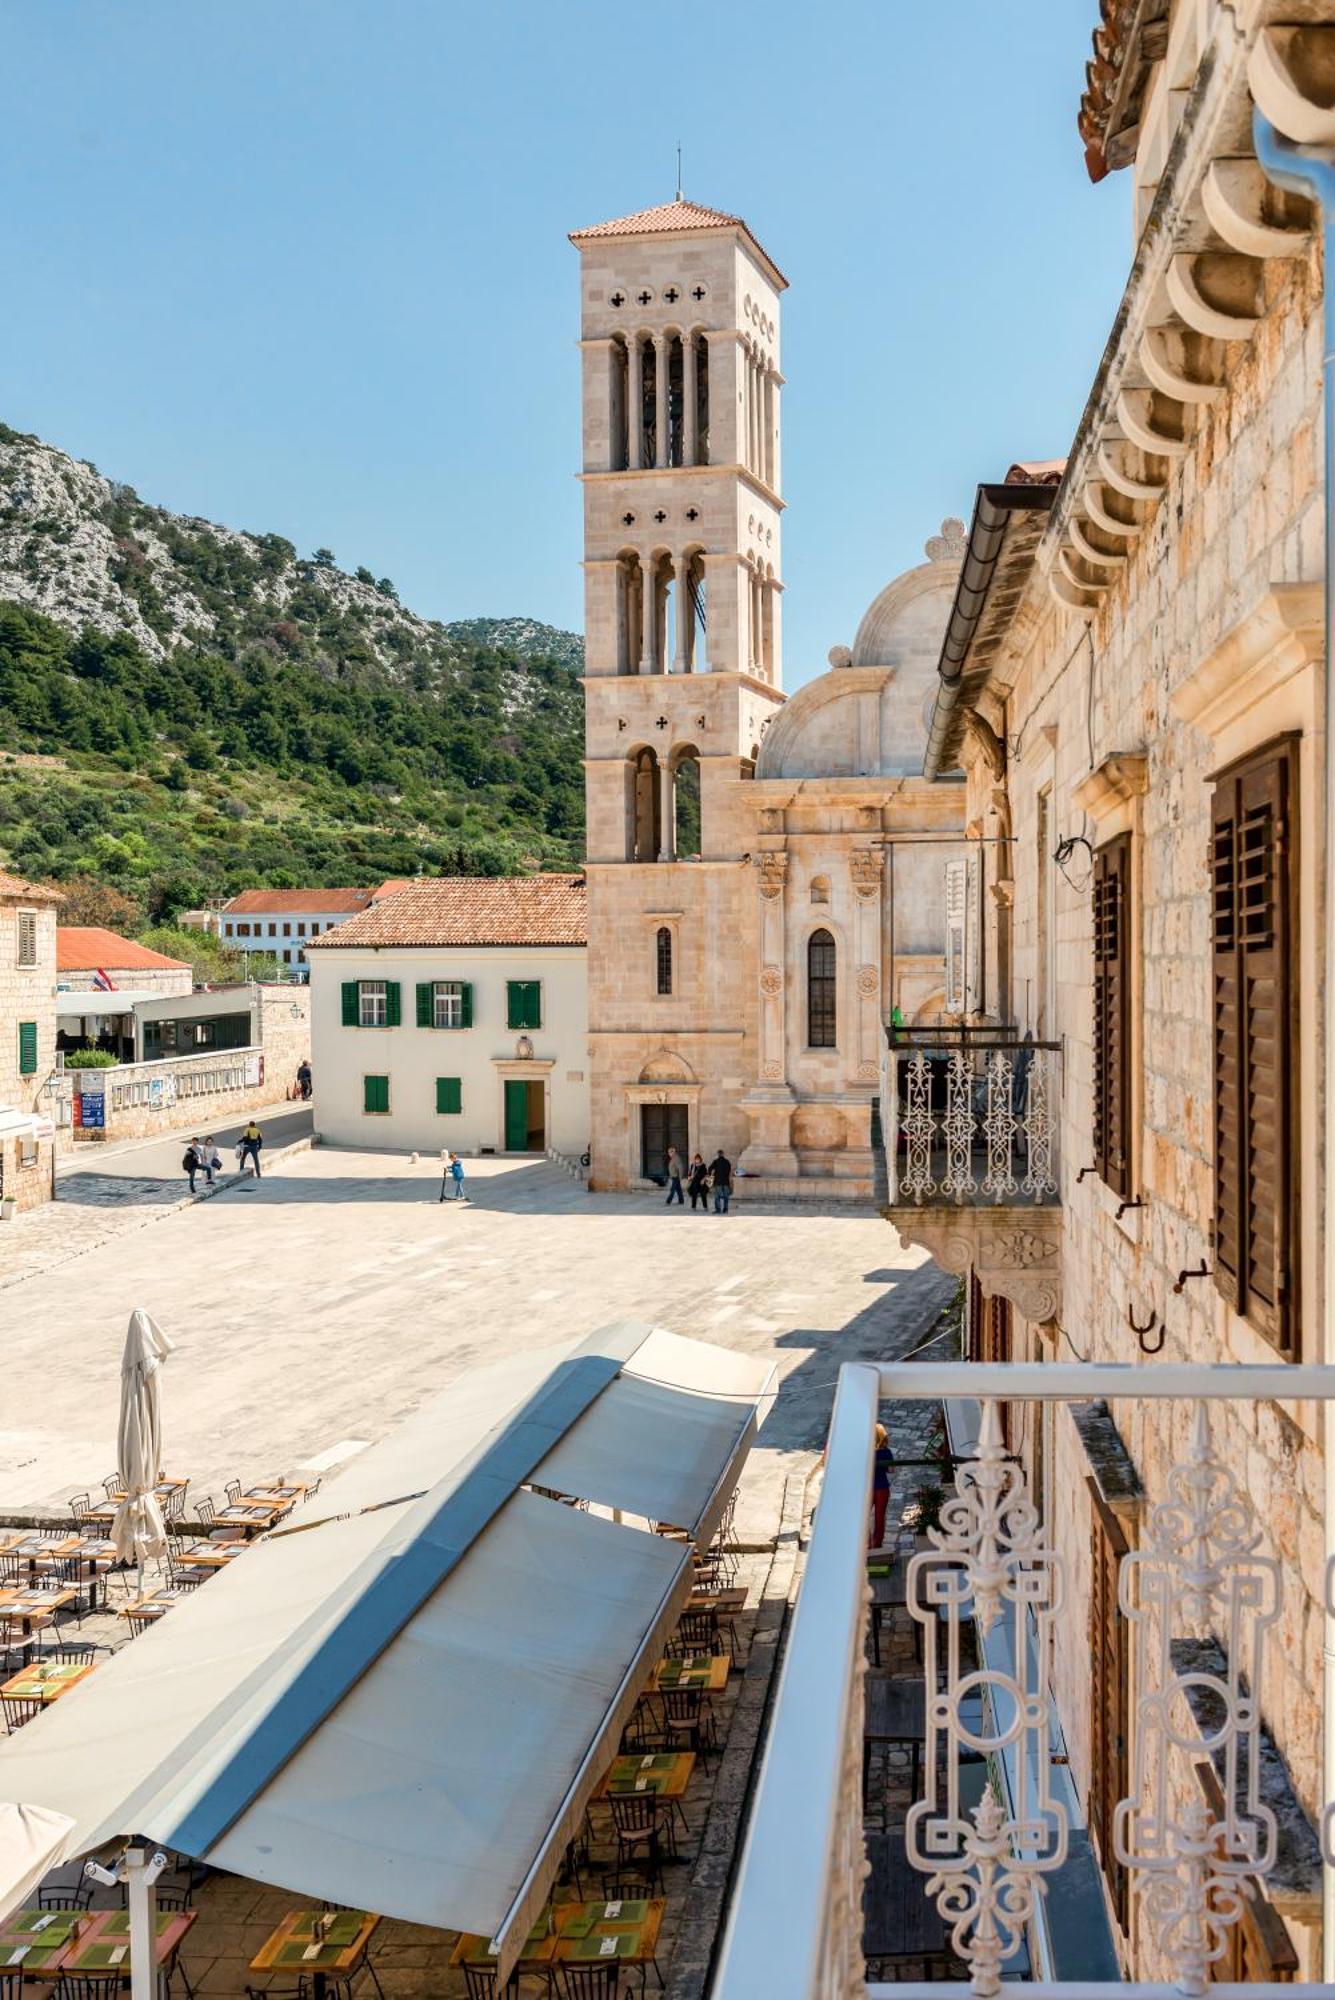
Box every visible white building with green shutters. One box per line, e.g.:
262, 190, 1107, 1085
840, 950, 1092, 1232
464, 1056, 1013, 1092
305, 876, 588, 1159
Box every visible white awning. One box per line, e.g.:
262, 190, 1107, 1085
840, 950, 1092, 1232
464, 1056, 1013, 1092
0, 1323, 772, 1977
55, 992, 158, 1015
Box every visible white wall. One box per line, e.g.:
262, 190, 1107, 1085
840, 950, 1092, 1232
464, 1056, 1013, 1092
309, 945, 589, 1156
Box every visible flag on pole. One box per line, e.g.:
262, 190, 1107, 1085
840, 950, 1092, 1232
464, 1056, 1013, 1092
92, 968, 116, 991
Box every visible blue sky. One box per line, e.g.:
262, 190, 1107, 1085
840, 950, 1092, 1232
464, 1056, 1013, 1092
1, 3, 1128, 689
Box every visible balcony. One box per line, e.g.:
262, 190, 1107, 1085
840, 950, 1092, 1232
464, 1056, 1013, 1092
880, 1029, 1063, 1326
711, 1358, 1331, 2000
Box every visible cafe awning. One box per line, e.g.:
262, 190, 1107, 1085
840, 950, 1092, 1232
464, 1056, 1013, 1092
0, 1322, 772, 1979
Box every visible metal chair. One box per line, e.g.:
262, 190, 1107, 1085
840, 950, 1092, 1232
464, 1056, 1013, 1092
68, 1494, 96, 1528
53, 1641, 105, 1665
0, 1554, 25, 1587
195, 1498, 216, 1528
164, 1484, 188, 1522
2, 1694, 41, 1732
39, 1884, 92, 1911
607, 1794, 673, 1890
224, 1480, 242, 1506
56, 1975, 123, 2000
555, 1964, 625, 2000
666, 1610, 726, 1659
660, 1688, 718, 1763
461, 1965, 523, 2000
101, 1475, 121, 1500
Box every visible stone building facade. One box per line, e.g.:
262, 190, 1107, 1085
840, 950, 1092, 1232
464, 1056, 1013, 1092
571, 198, 963, 1196
888, 5, 1335, 1980
0, 871, 60, 1210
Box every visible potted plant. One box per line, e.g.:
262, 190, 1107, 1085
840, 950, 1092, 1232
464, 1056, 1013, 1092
911, 1479, 945, 1544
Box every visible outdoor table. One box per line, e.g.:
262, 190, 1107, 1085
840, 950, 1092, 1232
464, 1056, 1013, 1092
55, 1906, 197, 1985
862, 1831, 952, 1973
250, 1908, 380, 1998
0, 1658, 92, 1704
0, 1585, 76, 1633
863, 1675, 926, 1798
450, 1913, 557, 1972
173, 1538, 247, 1569
0, 1905, 88, 1976
552, 1897, 665, 1970
87, 1477, 188, 1523
245, 1481, 309, 1507
0, 1533, 81, 1579
594, 1751, 695, 1800
214, 1499, 284, 1534
646, 1653, 729, 1693
685, 1585, 746, 1618
121, 1589, 185, 1628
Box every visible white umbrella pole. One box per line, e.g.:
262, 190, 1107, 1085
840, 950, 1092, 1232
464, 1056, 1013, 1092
87, 1847, 165, 2000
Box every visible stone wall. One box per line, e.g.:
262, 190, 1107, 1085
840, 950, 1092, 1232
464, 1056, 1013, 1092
0, 895, 58, 1209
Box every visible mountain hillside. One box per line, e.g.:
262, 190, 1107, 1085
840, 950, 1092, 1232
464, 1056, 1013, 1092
0, 424, 586, 918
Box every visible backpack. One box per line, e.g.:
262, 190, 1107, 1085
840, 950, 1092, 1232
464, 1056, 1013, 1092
182, 1150, 197, 1172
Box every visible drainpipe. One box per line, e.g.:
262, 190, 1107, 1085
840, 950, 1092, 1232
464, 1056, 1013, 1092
1253, 108, 1335, 1983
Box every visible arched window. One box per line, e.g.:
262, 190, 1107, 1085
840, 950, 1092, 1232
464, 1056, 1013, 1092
807, 928, 836, 1048
673, 748, 701, 857
656, 926, 673, 996
630, 748, 661, 862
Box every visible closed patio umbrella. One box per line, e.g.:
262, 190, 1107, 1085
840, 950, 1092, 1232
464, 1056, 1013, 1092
0, 1801, 74, 1923
111, 1309, 175, 1592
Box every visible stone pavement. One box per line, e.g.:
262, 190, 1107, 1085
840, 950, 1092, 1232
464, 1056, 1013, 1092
0, 1146, 954, 1530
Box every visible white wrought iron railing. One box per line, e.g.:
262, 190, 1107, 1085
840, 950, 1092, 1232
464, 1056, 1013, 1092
711, 1359, 1335, 2000
882, 1032, 1059, 1208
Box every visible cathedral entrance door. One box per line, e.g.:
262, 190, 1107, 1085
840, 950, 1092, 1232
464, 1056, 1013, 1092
640, 1102, 688, 1181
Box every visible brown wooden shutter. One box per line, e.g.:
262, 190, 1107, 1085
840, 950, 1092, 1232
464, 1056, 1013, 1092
1197, 1761, 1297, 1982
1086, 1477, 1130, 1929
1210, 738, 1299, 1355
1092, 834, 1131, 1197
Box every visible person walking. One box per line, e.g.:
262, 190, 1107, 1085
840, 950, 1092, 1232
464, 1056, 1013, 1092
686, 1151, 711, 1212
710, 1149, 733, 1214
296, 1059, 313, 1102
182, 1138, 201, 1195
448, 1151, 468, 1201
201, 1134, 221, 1187
665, 1145, 684, 1206
870, 1423, 893, 1549
238, 1119, 264, 1178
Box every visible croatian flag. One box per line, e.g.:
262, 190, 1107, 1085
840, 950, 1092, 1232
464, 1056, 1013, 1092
92, 969, 116, 992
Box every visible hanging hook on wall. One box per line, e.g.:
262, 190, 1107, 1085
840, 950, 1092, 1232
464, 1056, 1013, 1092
1172, 1262, 1211, 1295
1127, 1300, 1164, 1355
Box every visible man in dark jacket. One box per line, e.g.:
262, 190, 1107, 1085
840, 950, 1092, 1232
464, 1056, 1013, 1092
710, 1151, 733, 1214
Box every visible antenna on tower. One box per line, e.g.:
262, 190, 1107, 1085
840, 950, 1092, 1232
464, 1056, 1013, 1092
675, 143, 683, 201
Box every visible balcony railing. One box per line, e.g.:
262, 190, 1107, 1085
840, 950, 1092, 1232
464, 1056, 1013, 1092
712, 1358, 1335, 2000
882, 1029, 1060, 1208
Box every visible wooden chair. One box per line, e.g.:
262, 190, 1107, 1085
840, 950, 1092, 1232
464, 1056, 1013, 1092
2, 1694, 41, 1732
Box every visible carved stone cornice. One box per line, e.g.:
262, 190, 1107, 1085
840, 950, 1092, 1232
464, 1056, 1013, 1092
1072, 751, 1149, 823
1169, 583, 1322, 739
755, 851, 789, 899
884, 1203, 1062, 1327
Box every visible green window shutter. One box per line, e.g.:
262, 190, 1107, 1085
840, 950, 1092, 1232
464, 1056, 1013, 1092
460, 982, 473, 1028
436, 1076, 462, 1115
17, 1022, 37, 1076
416, 982, 433, 1029
363, 1074, 389, 1114
341, 981, 359, 1027
384, 981, 401, 1027
508, 980, 541, 1029
525, 982, 542, 1029
506, 981, 523, 1031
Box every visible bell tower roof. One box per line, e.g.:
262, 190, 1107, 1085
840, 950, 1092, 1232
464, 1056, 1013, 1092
569, 197, 787, 288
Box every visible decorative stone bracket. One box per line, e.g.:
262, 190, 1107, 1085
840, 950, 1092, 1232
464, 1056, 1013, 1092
884, 1203, 1062, 1327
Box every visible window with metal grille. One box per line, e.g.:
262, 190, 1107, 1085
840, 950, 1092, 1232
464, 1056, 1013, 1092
807, 929, 836, 1048
16, 911, 37, 969
1092, 834, 1132, 1198
656, 926, 673, 996
1210, 737, 1299, 1355
1087, 1480, 1131, 1930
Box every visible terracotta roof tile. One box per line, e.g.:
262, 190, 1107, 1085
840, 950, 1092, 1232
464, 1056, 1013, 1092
223, 888, 373, 916
0, 870, 61, 904
57, 927, 191, 972
1078, 0, 1169, 182
307, 875, 587, 950
569, 197, 786, 286
1005, 459, 1066, 486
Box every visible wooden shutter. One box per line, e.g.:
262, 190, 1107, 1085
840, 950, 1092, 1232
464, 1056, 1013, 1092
460, 982, 473, 1028
363, 1074, 389, 1114
341, 981, 359, 1027
526, 981, 542, 1029
384, 981, 402, 1028
944, 861, 966, 1013
436, 1077, 462, 1115
507, 982, 523, 1030
1086, 1477, 1130, 1929
965, 850, 983, 1014
1196, 1762, 1297, 1982
1211, 738, 1299, 1354
416, 983, 433, 1028
1092, 834, 1132, 1198
508, 981, 540, 1029
17, 1022, 37, 1077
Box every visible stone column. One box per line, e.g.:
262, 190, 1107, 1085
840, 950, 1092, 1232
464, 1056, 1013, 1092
851, 849, 886, 1086
756, 851, 790, 1080
673, 555, 690, 673
654, 335, 669, 470
658, 760, 675, 862
627, 337, 643, 471
752, 573, 764, 673
683, 334, 698, 465
640, 556, 657, 674
762, 370, 774, 485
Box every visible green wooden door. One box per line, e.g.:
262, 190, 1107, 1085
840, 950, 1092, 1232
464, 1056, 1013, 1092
504, 1079, 529, 1151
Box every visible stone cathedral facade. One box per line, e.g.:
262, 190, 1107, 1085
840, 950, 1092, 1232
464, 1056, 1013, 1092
570, 197, 964, 1196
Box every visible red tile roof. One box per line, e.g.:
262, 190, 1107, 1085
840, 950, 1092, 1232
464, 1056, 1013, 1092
570, 197, 786, 287
307, 875, 588, 950
1005, 459, 1066, 486
57, 927, 191, 971
0, 871, 61, 904
1078, 0, 1168, 182
223, 888, 373, 916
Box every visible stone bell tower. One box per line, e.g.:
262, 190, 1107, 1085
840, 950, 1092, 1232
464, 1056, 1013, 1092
569, 195, 788, 1188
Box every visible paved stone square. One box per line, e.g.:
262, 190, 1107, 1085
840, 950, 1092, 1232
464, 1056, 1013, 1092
1, 1147, 953, 1528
